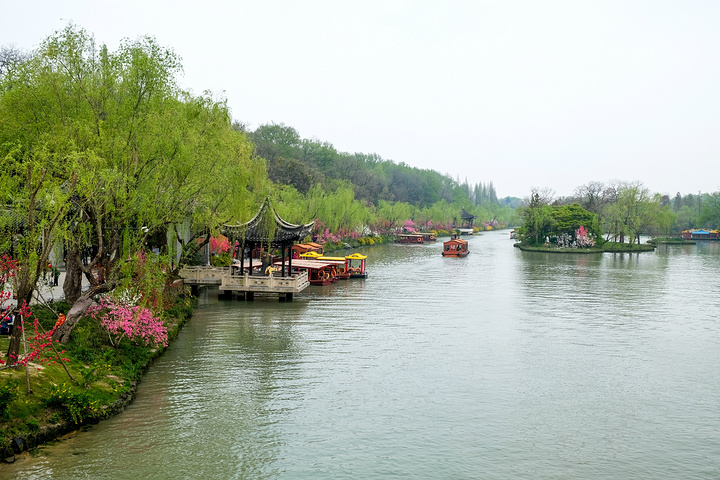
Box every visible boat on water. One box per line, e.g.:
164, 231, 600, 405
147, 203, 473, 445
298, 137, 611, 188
300, 252, 369, 279
442, 236, 469, 257
292, 242, 324, 258
396, 233, 425, 244
681, 229, 720, 240
302, 252, 351, 279
345, 253, 368, 278
282, 258, 337, 285
420, 232, 437, 242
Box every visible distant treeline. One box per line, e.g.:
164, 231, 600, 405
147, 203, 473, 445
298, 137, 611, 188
243, 122, 519, 229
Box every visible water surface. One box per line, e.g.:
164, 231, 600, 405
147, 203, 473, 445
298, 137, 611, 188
4, 232, 720, 479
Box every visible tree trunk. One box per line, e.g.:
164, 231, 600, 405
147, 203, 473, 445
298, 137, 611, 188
6, 307, 22, 365
51, 282, 113, 343
6, 292, 32, 365
63, 247, 84, 305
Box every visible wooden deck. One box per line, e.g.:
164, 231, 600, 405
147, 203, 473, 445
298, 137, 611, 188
179, 265, 310, 301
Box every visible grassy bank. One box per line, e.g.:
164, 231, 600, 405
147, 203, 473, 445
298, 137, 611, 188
0, 294, 196, 460
514, 241, 656, 253
647, 237, 695, 245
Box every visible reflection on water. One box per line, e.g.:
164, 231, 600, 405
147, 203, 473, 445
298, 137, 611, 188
5, 232, 720, 479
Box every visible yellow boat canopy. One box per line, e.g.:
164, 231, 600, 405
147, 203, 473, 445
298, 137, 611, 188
300, 251, 322, 259
318, 256, 346, 262
345, 253, 367, 260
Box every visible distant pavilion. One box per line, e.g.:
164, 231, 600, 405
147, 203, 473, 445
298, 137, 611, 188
459, 208, 477, 228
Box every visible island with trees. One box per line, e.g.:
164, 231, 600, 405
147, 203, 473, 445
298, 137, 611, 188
513, 180, 720, 252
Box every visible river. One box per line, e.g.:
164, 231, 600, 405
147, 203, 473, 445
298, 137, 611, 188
3, 230, 720, 479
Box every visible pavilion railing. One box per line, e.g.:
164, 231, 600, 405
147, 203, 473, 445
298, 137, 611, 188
220, 270, 310, 293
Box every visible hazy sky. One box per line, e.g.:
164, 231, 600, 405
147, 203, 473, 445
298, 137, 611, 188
3, 1, 720, 198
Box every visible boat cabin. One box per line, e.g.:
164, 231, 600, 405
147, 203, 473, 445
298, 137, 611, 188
282, 258, 337, 285
442, 236, 469, 257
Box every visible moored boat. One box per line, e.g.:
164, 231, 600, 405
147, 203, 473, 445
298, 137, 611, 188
300, 252, 368, 279
345, 253, 368, 278
292, 242, 324, 258
281, 258, 337, 285
681, 229, 720, 240
316, 255, 352, 279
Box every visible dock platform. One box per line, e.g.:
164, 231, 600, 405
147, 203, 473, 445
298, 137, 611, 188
179, 265, 309, 301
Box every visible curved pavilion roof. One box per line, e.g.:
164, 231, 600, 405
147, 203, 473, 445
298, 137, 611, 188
222, 199, 314, 245
460, 208, 477, 221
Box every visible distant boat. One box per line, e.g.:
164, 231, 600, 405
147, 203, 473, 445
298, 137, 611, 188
396, 233, 425, 244
681, 229, 720, 240
442, 236, 469, 257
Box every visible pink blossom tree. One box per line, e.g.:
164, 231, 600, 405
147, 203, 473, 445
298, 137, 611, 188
88, 297, 168, 348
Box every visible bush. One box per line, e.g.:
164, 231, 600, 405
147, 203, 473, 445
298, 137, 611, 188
44, 383, 102, 424
25, 418, 39, 432
0, 380, 19, 420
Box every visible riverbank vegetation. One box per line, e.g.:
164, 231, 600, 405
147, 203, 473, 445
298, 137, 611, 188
0, 289, 195, 458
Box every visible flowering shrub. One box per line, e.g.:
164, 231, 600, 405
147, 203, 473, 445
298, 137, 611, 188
210, 236, 231, 254
403, 220, 417, 233
0, 301, 72, 367
113, 286, 142, 306
88, 297, 168, 348
575, 225, 595, 247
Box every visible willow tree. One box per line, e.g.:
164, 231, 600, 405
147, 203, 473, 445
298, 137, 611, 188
0, 24, 266, 349
602, 182, 660, 245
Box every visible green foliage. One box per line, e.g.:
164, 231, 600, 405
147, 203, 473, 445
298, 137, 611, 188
210, 252, 233, 266
25, 418, 40, 432
44, 383, 102, 424
551, 204, 600, 240
0, 24, 268, 325
0, 380, 19, 420
517, 194, 600, 247
249, 122, 493, 210
698, 193, 720, 228
516, 192, 555, 245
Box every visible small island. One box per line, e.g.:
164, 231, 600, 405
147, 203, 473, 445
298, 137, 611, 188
513, 194, 655, 253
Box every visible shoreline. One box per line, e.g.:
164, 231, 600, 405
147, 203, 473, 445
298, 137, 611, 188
513, 242, 656, 253
0, 294, 195, 462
